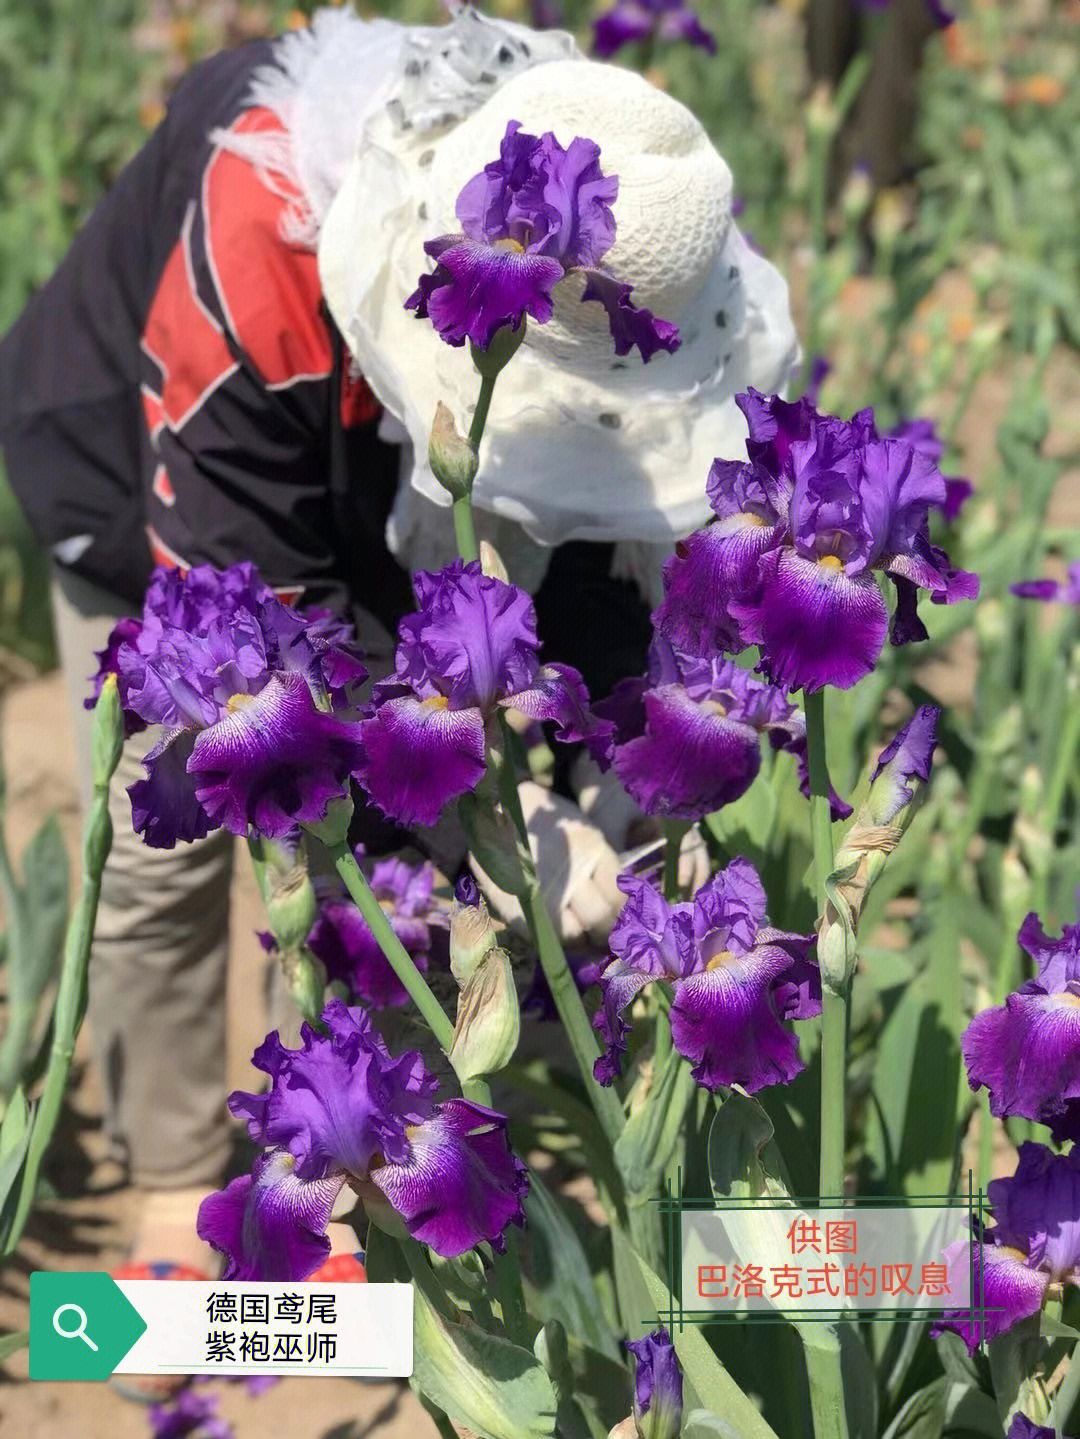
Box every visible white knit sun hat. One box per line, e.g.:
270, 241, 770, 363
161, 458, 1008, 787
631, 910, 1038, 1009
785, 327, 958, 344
317, 8, 798, 589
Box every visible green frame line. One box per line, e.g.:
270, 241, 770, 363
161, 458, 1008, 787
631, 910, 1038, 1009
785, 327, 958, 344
651, 1170, 999, 1347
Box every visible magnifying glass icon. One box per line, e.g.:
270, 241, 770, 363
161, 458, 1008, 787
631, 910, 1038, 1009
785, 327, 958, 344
52, 1304, 99, 1352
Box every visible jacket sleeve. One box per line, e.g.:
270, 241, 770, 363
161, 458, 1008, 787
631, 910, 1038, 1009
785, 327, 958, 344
139, 105, 385, 614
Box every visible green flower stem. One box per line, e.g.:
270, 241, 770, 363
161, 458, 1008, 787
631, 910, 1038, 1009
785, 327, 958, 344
494, 716, 625, 1148
1037, 694, 1080, 904
330, 843, 454, 1053
330, 845, 530, 1344
468, 372, 497, 451
662, 820, 687, 901
1053, 1344, 1080, 1435
453, 497, 479, 565
803, 687, 850, 1439
450, 371, 497, 564
805, 690, 845, 1196
4, 682, 124, 1256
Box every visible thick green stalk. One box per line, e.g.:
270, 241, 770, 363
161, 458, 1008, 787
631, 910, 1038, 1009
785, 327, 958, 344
803, 687, 850, 1439
4, 682, 123, 1255
467, 372, 497, 452
493, 719, 624, 1147
1053, 1346, 1080, 1436
330, 844, 454, 1052
453, 497, 479, 564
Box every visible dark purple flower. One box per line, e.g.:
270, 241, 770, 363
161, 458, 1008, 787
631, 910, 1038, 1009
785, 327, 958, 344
625, 1327, 684, 1439
148, 1389, 234, 1439
593, 859, 820, 1090
1012, 562, 1080, 606
1008, 1418, 1072, 1439
406, 121, 679, 361
933, 1142, 1080, 1353
653, 390, 978, 692
593, 0, 716, 59
197, 1001, 527, 1278
307, 851, 447, 1008
962, 910, 1080, 1136
85, 616, 147, 737
94, 564, 367, 847
591, 635, 851, 821
360, 560, 609, 827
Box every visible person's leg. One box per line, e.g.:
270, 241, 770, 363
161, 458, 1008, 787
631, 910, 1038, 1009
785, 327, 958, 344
51, 564, 234, 1268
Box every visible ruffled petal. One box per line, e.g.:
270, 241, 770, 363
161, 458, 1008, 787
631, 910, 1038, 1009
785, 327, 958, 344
612, 685, 761, 820
370, 1099, 528, 1256
592, 958, 658, 1085
359, 695, 486, 827
397, 560, 539, 712
196, 1150, 345, 1282
504, 662, 610, 745
931, 1241, 1047, 1355
736, 547, 889, 692
1018, 912, 1080, 991
962, 989, 1080, 1123
670, 944, 807, 1092
227, 1001, 436, 1180
987, 1141, 1080, 1281
185, 672, 364, 841
406, 238, 564, 350
578, 268, 681, 362
652, 519, 775, 657
129, 729, 215, 849
692, 858, 768, 953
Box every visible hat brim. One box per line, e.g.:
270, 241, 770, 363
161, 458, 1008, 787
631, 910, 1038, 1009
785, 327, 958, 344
318, 99, 798, 551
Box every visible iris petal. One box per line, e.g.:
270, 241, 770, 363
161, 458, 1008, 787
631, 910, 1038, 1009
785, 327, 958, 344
371, 1099, 528, 1256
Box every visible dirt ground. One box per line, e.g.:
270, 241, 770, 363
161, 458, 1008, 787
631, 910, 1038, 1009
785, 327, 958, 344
0, 670, 437, 1439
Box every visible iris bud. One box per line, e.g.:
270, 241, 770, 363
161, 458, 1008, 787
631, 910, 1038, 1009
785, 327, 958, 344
266, 866, 318, 952
448, 944, 520, 1081
428, 401, 478, 500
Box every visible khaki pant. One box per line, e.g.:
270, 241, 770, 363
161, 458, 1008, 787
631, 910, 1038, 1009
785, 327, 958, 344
52, 565, 235, 1189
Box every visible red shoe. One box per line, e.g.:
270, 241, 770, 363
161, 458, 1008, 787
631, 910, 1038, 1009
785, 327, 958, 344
306, 1251, 367, 1282
109, 1261, 208, 1404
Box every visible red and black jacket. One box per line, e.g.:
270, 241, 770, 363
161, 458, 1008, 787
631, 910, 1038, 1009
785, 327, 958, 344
0, 37, 649, 701
0, 38, 412, 635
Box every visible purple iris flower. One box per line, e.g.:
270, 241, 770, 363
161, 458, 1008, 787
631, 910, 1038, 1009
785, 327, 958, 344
1008, 1419, 1073, 1439
406, 120, 680, 361
887, 416, 972, 522
359, 559, 608, 827
625, 1327, 684, 1439
91, 564, 367, 848
1012, 561, 1080, 606
306, 850, 449, 1008
593, 858, 820, 1090
653, 390, 978, 692
857, 0, 954, 26
593, 0, 716, 60
933, 1142, 1080, 1353
148, 1390, 233, 1439
962, 910, 1080, 1141
590, 634, 852, 821
197, 1001, 528, 1278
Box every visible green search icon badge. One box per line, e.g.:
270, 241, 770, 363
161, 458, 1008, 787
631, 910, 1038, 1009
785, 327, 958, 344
30, 1273, 146, 1380
52, 1304, 98, 1351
